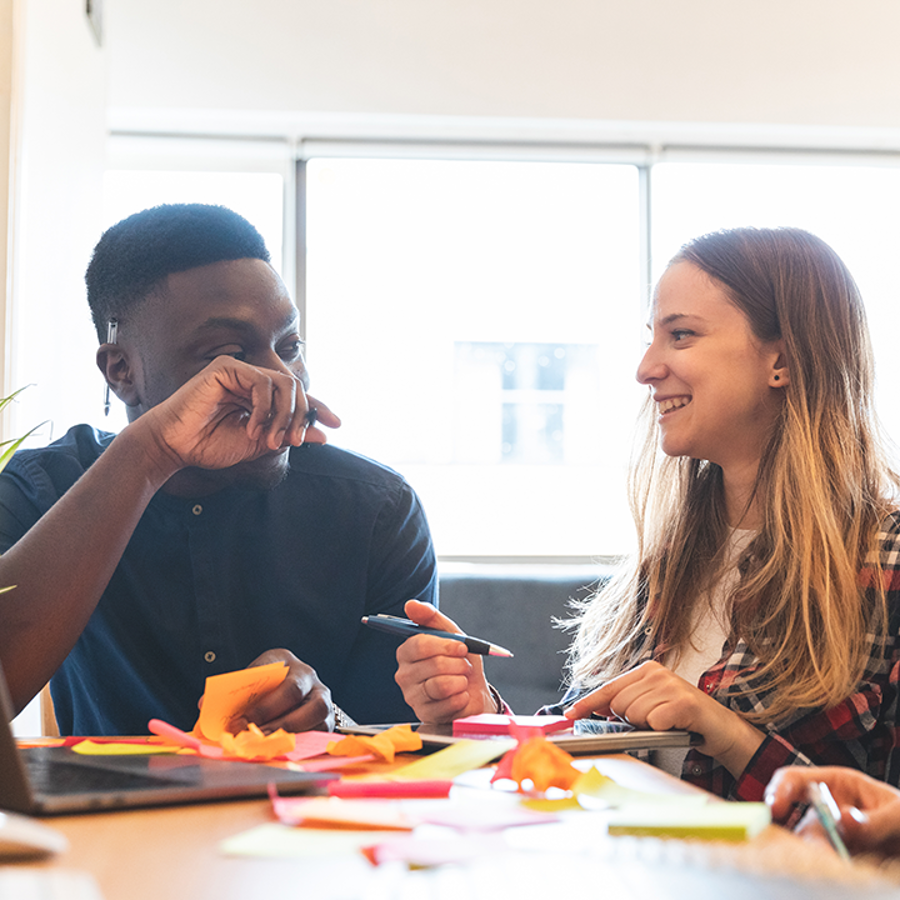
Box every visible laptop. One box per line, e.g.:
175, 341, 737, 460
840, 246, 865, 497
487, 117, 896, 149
0, 669, 335, 815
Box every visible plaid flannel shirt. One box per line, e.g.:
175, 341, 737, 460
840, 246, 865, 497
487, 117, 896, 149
545, 511, 900, 801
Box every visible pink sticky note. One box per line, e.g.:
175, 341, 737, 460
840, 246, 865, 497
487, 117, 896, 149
419, 804, 558, 832
292, 754, 375, 772
148, 718, 225, 758
282, 731, 339, 761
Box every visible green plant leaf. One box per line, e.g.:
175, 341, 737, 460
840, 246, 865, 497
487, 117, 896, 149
0, 387, 40, 476
0, 423, 41, 476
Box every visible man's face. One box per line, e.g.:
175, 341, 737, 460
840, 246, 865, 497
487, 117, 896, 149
126, 257, 308, 492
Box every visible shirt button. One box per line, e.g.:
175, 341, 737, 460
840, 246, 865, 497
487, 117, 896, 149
204, 651, 216, 663
192, 504, 203, 516
691, 765, 704, 776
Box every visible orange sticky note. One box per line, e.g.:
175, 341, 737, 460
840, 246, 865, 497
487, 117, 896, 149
493, 735, 581, 792
220, 723, 297, 761
193, 662, 289, 742
327, 724, 422, 764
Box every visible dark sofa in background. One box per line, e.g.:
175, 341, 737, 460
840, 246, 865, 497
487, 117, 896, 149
437, 564, 610, 715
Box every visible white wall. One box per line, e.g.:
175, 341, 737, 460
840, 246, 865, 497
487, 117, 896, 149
104, 0, 900, 138
5, 0, 107, 444
0, 0, 15, 403
4, 0, 107, 736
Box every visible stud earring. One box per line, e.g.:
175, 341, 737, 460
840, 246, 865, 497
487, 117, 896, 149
774, 375, 781, 382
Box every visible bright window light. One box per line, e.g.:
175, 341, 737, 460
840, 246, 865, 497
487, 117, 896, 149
305, 158, 644, 559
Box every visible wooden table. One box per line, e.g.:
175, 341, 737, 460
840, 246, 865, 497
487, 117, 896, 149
6, 753, 897, 900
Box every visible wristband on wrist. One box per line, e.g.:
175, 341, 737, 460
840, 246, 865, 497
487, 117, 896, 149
487, 683, 506, 714
333, 704, 357, 729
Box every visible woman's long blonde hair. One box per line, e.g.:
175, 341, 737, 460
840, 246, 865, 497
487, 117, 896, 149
568, 227, 899, 723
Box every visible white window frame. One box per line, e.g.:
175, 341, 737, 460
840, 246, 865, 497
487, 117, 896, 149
104, 128, 900, 565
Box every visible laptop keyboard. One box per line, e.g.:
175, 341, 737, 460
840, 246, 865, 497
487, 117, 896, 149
25, 757, 188, 795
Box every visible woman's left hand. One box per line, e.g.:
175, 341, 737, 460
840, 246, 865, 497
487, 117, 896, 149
563, 660, 765, 777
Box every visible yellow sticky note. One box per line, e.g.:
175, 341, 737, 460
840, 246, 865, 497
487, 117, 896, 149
389, 738, 515, 781
521, 796, 582, 813
71, 740, 176, 756
606, 801, 771, 841
193, 662, 288, 742
574, 765, 708, 808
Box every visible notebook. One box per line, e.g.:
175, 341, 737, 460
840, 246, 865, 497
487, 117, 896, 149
339, 719, 699, 756
0, 668, 334, 815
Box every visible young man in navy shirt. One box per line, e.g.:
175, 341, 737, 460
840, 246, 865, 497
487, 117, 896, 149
0, 203, 437, 735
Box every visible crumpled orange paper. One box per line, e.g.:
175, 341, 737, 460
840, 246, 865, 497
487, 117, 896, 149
219, 722, 297, 761
491, 725, 580, 793
193, 662, 289, 742
326, 724, 423, 764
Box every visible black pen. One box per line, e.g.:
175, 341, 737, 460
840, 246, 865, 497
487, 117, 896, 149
361, 614, 514, 658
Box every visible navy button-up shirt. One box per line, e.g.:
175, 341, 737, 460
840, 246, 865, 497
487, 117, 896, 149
0, 425, 437, 734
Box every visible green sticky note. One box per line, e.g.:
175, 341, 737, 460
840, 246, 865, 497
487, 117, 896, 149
606, 801, 771, 841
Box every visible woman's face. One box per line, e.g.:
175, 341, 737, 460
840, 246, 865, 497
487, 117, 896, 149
637, 261, 786, 475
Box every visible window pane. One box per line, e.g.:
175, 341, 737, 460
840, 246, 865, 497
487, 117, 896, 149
306, 158, 643, 558
652, 162, 900, 448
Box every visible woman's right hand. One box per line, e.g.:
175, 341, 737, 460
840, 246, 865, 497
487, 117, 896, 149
394, 599, 494, 725
766, 766, 900, 858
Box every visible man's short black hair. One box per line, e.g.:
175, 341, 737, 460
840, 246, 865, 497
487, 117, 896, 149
86, 203, 271, 341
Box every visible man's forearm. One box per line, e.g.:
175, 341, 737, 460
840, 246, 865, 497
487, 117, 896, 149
0, 423, 177, 714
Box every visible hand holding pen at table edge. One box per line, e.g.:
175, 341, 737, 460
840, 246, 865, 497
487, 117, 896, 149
766, 765, 900, 859
362, 613, 514, 657
393, 599, 505, 725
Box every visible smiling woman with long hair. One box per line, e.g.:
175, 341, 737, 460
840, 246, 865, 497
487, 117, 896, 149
394, 227, 900, 800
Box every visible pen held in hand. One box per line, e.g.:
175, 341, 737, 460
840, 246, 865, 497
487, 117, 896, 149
806, 781, 851, 861
361, 614, 514, 658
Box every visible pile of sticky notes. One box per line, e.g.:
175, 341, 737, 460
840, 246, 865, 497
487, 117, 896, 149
146, 663, 423, 764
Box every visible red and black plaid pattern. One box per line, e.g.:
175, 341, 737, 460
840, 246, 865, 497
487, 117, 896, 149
548, 512, 900, 801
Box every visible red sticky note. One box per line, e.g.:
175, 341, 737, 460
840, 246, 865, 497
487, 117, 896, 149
327, 779, 453, 799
